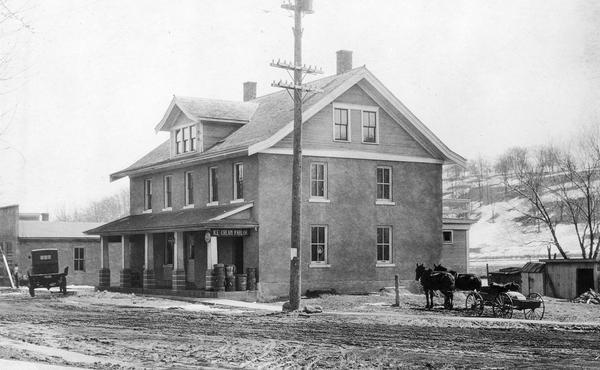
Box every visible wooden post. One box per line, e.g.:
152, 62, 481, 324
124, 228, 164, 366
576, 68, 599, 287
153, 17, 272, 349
394, 275, 400, 307
288, 0, 303, 312
486, 263, 490, 284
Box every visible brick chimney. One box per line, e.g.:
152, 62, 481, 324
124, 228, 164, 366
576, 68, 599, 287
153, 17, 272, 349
336, 50, 353, 75
243, 81, 257, 102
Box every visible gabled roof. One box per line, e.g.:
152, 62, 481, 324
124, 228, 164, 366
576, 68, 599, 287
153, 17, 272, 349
19, 221, 102, 239
155, 96, 259, 132
85, 203, 256, 235
112, 67, 465, 181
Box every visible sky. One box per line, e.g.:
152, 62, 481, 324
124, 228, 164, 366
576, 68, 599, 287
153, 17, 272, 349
1, 0, 599, 214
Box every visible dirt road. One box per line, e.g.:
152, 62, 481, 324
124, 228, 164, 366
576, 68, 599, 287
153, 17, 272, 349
0, 291, 599, 369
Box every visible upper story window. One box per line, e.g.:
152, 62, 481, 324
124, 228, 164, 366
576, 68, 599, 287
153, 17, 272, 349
144, 179, 152, 210
362, 111, 377, 143
233, 163, 244, 200
185, 171, 194, 206
310, 225, 327, 264
175, 125, 197, 155
333, 108, 349, 141
209, 167, 218, 204
164, 175, 173, 209
376, 167, 392, 202
310, 163, 327, 199
74, 247, 85, 271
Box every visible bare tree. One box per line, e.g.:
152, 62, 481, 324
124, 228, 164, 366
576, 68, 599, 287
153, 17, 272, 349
54, 188, 130, 223
501, 146, 569, 259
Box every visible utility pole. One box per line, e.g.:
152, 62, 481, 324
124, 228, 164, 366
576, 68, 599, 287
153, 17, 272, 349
272, 0, 322, 311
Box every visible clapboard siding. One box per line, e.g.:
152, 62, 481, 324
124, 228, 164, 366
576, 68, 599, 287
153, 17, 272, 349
272, 85, 433, 158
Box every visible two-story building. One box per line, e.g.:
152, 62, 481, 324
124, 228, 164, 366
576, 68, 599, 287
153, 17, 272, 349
87, 51, 468, 299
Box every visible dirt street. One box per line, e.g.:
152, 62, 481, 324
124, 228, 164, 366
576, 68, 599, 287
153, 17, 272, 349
0, 290, 599, 369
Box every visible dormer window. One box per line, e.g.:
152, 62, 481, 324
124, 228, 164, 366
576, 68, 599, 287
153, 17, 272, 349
175, 125, 197, 155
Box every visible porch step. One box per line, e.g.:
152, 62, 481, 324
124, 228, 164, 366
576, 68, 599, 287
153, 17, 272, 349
106, 287, 258, 302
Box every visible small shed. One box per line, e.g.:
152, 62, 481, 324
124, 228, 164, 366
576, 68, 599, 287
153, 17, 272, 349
521, 262, 545, 296
542, 259, 600, 299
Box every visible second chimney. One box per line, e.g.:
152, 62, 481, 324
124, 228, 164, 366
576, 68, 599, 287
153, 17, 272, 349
243, 81, 257, 102
336, 50, 353, 75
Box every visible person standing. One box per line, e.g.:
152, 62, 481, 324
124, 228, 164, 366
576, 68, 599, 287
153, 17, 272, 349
13, 264, 19, 288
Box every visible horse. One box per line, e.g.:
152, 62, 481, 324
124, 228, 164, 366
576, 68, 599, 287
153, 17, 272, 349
433, 264, 482, 292
415, 263, 455, 309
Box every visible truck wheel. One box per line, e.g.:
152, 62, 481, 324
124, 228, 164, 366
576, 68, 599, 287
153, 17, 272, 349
29, 285, 35, 297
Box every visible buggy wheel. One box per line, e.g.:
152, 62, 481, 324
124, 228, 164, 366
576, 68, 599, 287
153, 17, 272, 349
465, 292, 484, 316
524, 293, 544, 320
28, 284, 35, 297
492, 292, 513, 319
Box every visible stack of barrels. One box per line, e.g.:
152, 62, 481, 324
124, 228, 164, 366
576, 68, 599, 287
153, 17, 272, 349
213, 263, 225, 292
212, 265, 258, 291
225, 264, 236, 291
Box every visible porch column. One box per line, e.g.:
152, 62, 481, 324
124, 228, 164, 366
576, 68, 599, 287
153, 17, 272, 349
172, 231, 186, 291
143, 233, 156, 289
204, 235, 219, 290
98, 236, 110, 289
120, 235, 132, 288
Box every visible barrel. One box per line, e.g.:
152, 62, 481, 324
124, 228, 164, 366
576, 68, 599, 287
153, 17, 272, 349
225, 264, 236, 278
214, 264, 225, 291
246, 268, 257, 290
225, 276, 235, 292
235, 274, 247, 291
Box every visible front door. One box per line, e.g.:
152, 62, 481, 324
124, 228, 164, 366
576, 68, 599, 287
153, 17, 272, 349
185, 233, 195, 287
576, 268, 594, 297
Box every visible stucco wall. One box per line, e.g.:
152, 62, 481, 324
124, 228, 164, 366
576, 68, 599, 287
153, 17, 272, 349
439, 229, 468, 273
0, 206, 18, 282
17, 239, 101, 286
130, 155, 258, 215
256, 153, 443, 298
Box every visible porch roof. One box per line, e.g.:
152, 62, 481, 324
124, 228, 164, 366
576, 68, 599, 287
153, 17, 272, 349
84, 203, 257, 236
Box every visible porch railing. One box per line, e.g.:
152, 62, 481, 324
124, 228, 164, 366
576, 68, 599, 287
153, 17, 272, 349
443, 199, 472, 220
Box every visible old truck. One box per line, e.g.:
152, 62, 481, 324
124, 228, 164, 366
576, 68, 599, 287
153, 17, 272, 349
27, 249, 68, 297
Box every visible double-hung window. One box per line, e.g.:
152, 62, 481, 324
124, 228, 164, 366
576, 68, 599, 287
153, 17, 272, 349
175, 125, 196, 155
164, 175, 173, 209
209, 167, 218, 204
144, 179, 152, 211
377, 227, 392, 263
310, 163, 327, 199
333, 108, 349, 141
376, 167, 392, 202
74, 247, 85, 271
310, 225, 327, 264
233, 163, 244, 201
184, 171, 194, 206
362, 111, 377, 143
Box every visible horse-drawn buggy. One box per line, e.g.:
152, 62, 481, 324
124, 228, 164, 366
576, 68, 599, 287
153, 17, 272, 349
27, 249, 68, 297
416, 263, 545, 320
465, 284, 545, 320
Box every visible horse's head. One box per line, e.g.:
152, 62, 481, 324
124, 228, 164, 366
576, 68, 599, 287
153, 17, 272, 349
415, 263, 425, 281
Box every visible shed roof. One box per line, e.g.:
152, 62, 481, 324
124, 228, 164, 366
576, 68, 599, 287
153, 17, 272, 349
521, 262, 545, 273
19, 221, 102, 239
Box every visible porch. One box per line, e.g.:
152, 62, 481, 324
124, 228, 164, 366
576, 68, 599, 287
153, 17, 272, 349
85, 203, 259, 294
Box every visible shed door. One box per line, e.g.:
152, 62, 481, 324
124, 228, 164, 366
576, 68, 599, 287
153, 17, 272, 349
576, 268, 594, 297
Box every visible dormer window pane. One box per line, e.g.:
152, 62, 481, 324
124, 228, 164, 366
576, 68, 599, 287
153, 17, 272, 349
183, 128, 190, 152
190, 126, 196, 151
174, 125, 197, 155
175, 129, 183, 154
